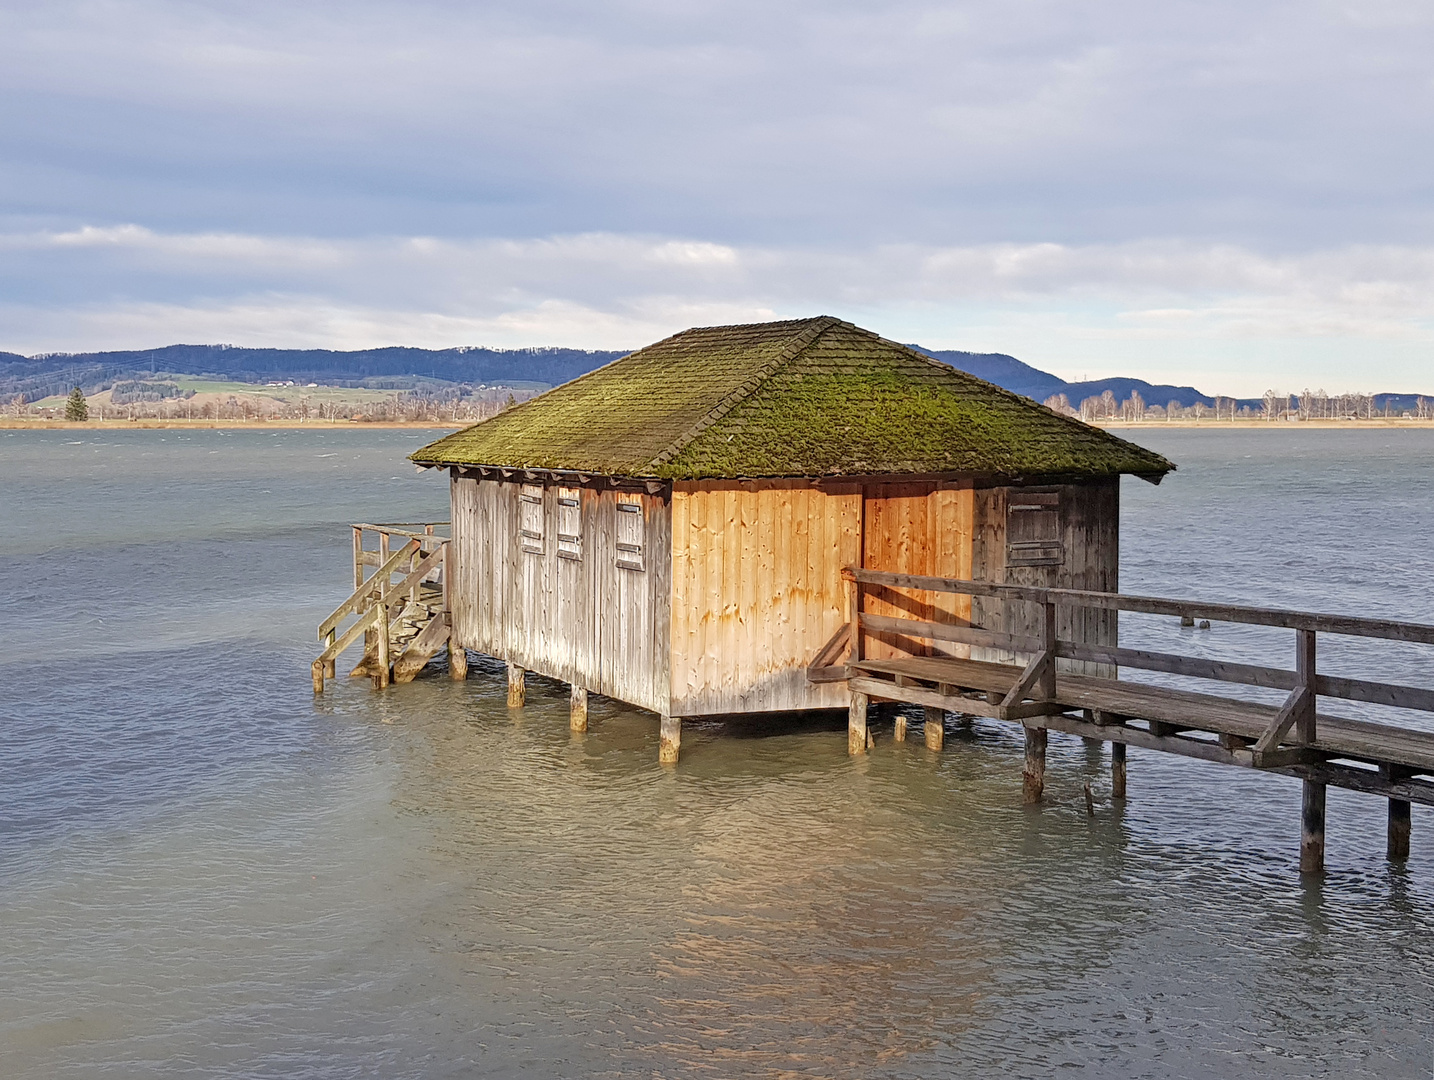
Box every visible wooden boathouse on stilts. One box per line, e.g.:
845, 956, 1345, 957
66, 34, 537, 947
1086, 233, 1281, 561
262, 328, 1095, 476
314, 315, 1434, 873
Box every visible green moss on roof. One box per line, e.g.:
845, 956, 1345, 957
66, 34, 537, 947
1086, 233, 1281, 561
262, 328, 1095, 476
412, 317, 1174, 481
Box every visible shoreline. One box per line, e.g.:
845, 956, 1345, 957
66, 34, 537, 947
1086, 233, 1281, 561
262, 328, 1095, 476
0, 418, 467, 431
5, 417, 1430, 432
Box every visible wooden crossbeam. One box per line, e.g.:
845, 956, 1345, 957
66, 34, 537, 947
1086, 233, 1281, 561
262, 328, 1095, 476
1000, 650, 1054, 709
1249, 685, 1314, 765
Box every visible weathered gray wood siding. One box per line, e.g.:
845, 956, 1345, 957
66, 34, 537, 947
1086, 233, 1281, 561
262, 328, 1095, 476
449, 474, 672, 714
971, 478, 1119, 672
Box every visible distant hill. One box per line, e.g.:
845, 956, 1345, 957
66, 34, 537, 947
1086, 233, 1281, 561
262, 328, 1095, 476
913, 348, 1216, 409
2, 339, 1426, 415
0, 344, 629, 403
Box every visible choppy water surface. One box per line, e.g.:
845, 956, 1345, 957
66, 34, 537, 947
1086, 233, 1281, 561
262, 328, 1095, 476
2, 426, 1433, 1078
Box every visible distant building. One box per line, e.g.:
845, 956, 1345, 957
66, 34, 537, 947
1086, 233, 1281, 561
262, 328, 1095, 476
412, 316, 1172, 757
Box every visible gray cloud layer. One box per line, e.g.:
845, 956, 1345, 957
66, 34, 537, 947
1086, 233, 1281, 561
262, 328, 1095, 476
3, 1, 1433, 390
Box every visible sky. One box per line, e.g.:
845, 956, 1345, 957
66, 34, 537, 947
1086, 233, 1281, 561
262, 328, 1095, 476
3, 0, 1434, 395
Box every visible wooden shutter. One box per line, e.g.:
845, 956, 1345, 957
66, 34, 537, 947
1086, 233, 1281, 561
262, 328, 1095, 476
519, 484, 544, 554
1006, 490, 1063, 566
556, 487, 581, 561
615, 496, 645, 571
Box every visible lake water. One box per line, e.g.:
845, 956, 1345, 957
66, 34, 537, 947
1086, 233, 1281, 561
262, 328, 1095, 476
2, 426, 1433, 1078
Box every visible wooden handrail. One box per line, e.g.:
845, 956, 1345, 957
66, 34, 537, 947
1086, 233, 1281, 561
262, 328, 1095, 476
844, 566, 1434, 646
374, 543, 446, 609
838, 573, 1434, 718
319, 540, 420, 638
315, 604, 381, 665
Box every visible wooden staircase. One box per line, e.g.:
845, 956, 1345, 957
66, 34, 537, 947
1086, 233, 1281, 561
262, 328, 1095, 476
312, 523, 453, 691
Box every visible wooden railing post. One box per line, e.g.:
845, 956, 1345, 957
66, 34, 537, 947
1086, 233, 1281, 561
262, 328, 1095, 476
1039, 600, 1058, 699
375, 602, 390, 688
1295, 629, 1317, 745
352, 526, 364, 590
845, 568, 863, 666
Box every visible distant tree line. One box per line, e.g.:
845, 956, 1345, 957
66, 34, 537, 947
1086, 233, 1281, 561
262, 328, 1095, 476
1045, 388, 1434, 422
18, 383, 539, 423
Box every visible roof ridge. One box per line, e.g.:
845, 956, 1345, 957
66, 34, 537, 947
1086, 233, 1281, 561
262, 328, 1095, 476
648, 315, 842, 468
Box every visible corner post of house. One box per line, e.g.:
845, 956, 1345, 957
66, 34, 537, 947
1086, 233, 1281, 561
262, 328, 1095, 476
507, 662, 526, 708
659, 714, 680, 763
848, 693, 869, 756
570, 685, 589, 732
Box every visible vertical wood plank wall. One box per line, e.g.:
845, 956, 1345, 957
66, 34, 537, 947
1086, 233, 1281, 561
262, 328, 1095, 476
450, 475, 672, 714
860, 482, 975, 662
669, 482, 861, 716
449, 471, 1120, 719
970, 478, 1120, 671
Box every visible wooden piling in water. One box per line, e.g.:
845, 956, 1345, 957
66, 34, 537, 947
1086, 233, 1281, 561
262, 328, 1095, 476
1301, 780, 1326, 873
507, 662, 525, 707
1380, 764, 1411, 861
1023, 726, 1047, 804
1112, 741, 1127, 800
924, 706, 944, 751
373, 603, 390, 689
849, 692, 869, 756
659, 714, 680, 762
893, 713, 907, 741
449, 643, 467, 680
570, 685, 588, 731
1388, 798, 1411, 862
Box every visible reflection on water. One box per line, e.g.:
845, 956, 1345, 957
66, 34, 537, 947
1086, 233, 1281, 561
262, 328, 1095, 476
1, 428, 1433, 1077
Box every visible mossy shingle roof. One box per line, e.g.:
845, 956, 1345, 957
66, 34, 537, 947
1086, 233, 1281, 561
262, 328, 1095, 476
412, 317, 1174, 481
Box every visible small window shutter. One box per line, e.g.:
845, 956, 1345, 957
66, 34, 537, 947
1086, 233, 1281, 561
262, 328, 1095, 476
615, 496, 645, 571
1006, 490, 1063, 566
519, 484, 544, 554
557, 487, 581, 561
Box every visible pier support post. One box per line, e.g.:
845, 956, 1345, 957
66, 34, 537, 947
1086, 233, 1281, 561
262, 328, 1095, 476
894, 714, 908, 742
570, 685, 588, 732
311, 659, 325, 694
1111, 741, 1127, 800
374, 604, 391, 689
848, 693, 869, 756
507, 662, 525, 708
924, 707, 944, 751
1388, 798, 1411, 862
1023, 726, 1047, 804
449, 643, 467, 681
1300, 780, 1326, 873
659, 714, 680, 763
1380, 764, 1411, 862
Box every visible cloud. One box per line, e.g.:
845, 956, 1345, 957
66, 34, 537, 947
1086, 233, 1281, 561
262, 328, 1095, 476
3, 224, 1433, 393
4, 1, 1434, 244
2, 2, 1434, 389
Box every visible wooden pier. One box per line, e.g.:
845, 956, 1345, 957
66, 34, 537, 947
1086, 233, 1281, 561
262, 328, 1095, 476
816, 566, 1434, 872
316, 522, 1434, 873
